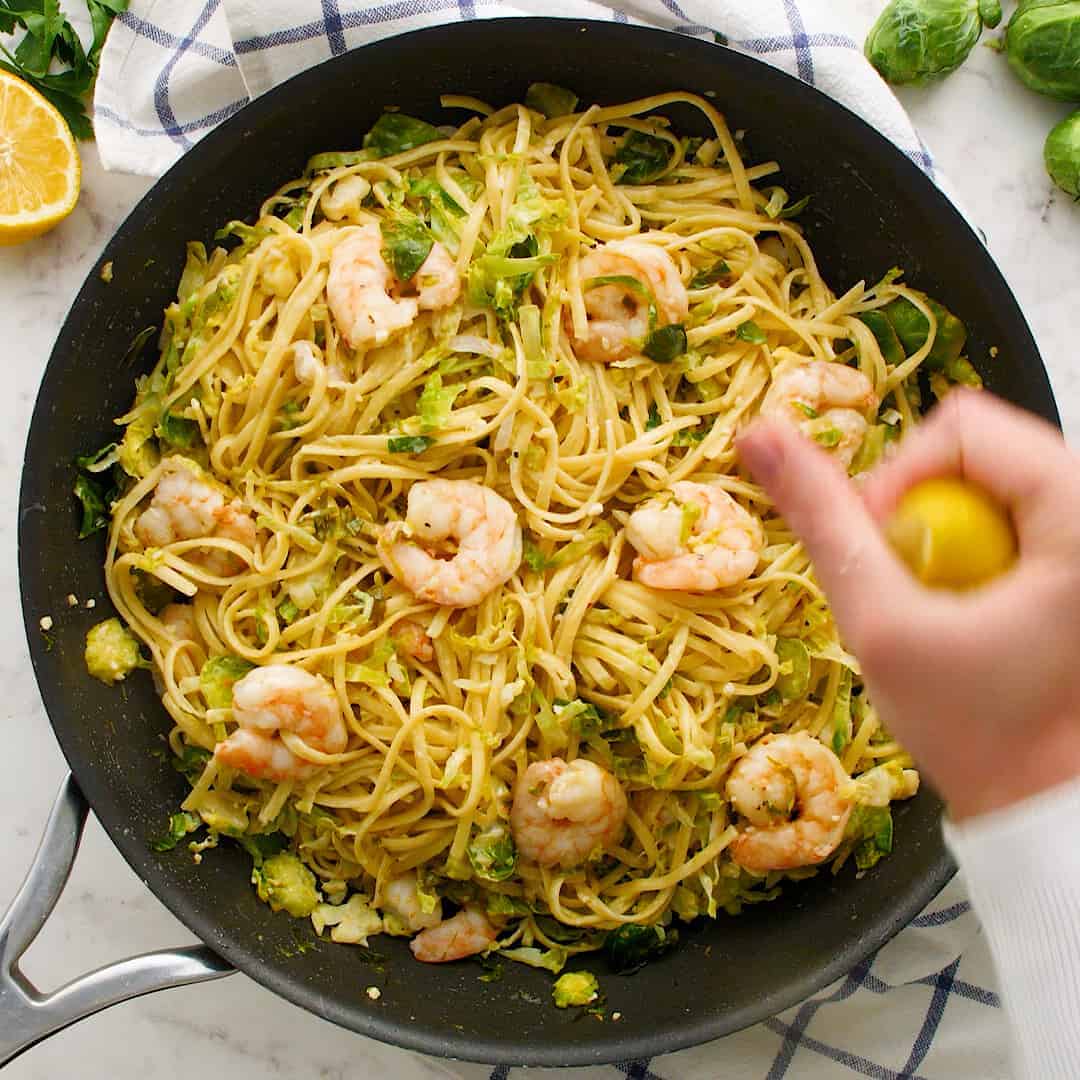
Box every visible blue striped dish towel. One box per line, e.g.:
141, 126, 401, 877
93, 0, 935, 180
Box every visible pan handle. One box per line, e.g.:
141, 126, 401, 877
0, 774, 234, 1068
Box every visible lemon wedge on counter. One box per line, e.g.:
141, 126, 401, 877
886, 477, 1017, 590
0, 70, 80, 246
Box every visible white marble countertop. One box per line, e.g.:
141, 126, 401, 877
1, 3, 1077, 1078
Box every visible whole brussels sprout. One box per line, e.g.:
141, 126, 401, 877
1002, 1, 1080, 101
866, 0, 1003, 85
1006, 1, 1080, 101
1045, 110, 1080, 196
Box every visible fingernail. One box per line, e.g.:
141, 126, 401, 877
739, 428, 784, 486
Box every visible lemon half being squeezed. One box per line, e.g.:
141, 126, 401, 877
886, 477, 1017, 590
0, 70, 80, 246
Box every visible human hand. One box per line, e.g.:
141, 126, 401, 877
737, 389, 1080, 821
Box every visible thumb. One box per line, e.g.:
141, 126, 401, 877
736, 419, 917, 651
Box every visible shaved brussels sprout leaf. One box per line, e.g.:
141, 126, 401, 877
831, 667, 854, 755
522, 539, 552, 572
604, 924, 679, 974
172, 744, 211, 783
775, 637, 812, 700
388, 435, 434, 454
417, 372, 463, 432
690, 260, 731, 289
525, 82, 579, 119
237, 831, 288, 867
200, 655, 255, 709
73, 474, 110, 538
381, 212, 434, 282
305, 149, 375, 174
157, 411, 201, 450
848, 805, 894, 870
500, 944, 568, 973
736, 320, 767, 345
362, 112, 442, 158
614, 130, 673, 184
150, 811, 202, 852
467, 824, 517, 882
881, 293, 967, 370
643, 324, 687, 364
857, 309, 906, 367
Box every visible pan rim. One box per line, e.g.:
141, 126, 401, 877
21, 16, 1047, 1066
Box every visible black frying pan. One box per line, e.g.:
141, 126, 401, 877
11, 18, 1058, 1069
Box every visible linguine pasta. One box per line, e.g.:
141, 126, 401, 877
88, 89, 975, 971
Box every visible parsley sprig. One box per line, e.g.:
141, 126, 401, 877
0, 1, 128, 139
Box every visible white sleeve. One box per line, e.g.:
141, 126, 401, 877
943, 778, 1080, 1079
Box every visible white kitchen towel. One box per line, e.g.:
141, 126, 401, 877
93, 0, 936, 180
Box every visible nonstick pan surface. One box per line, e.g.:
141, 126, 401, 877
18, 19, 1057, 1067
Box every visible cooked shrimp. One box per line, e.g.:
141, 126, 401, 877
625, 480, 763, 592
134, 458, 256, 575
319, 173, 371, 222
378, 479, 522, 608
382, 873, 443, 933
510, 757, 628, 867
327, 224, 460, 351
726, 732, 854, 872
760, 360, 878, 470
394, 619, 434, 663
410, 908, 497, 963
215, 665, 346, 781
159, 602, 197, 642
574, 237, 689, 362
412, 241, 460, 309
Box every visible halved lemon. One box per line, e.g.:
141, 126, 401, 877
886, 477, 1017, 590
0, 70, 80, 246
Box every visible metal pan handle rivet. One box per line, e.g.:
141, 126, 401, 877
0, 775, 234, 1068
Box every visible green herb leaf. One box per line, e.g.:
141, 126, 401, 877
0, 1, 128, 139
387, 435, 434, 454
381, 212, 434, 282
525, 82, 579, 119
362, 112, 442, 158
736, 320, 768, 345
645, 404, 662, 431
614, 130, 673, 184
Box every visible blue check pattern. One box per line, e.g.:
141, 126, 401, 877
95, 0, 937, 179
438, 880, 1007, 1079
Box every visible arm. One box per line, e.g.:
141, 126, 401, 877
737, 390, 1080, 1078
